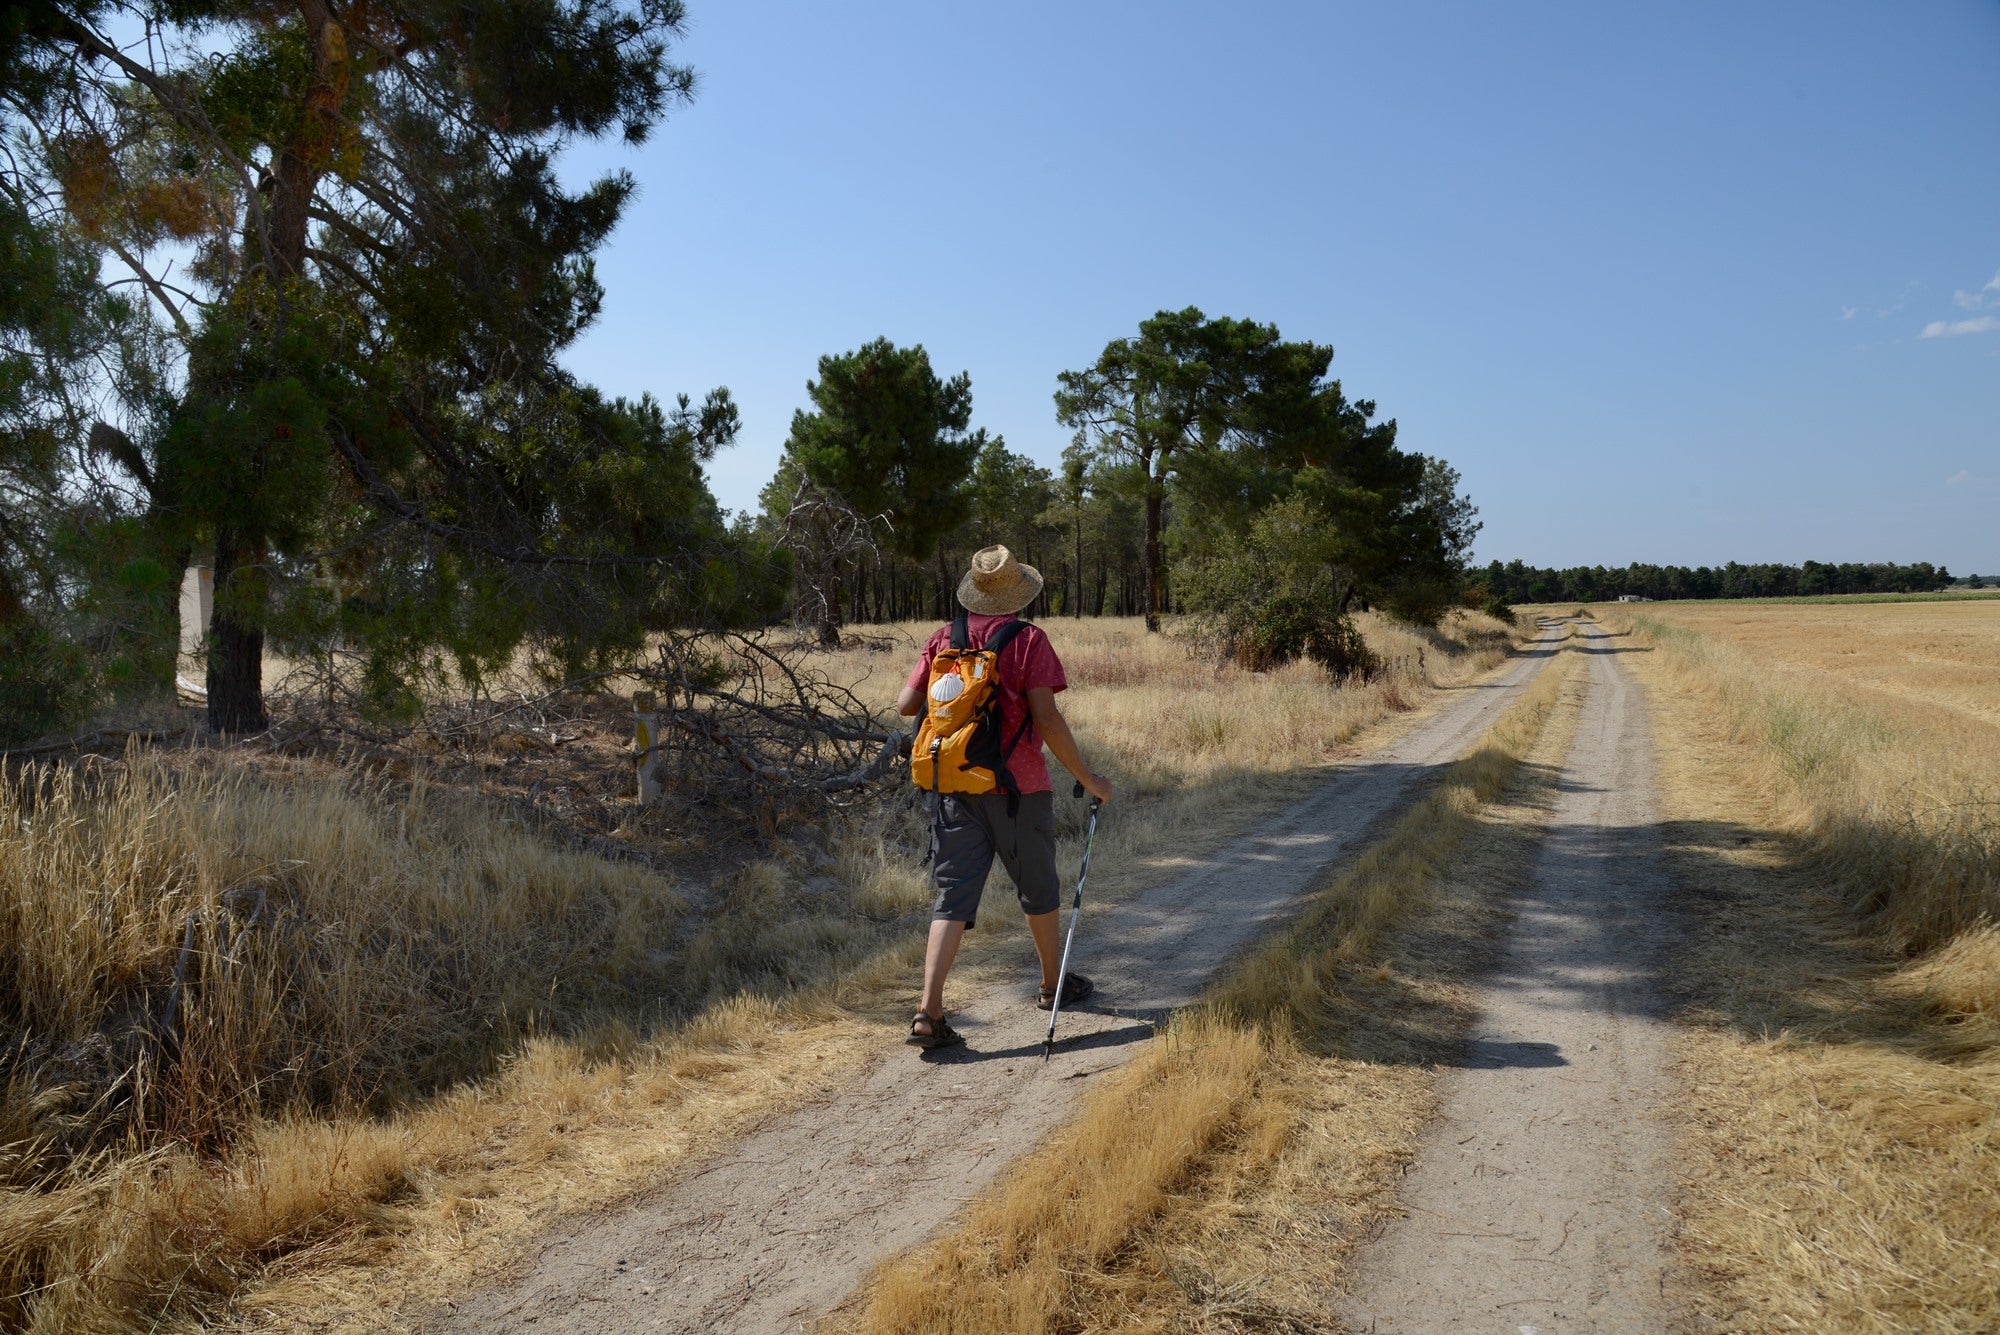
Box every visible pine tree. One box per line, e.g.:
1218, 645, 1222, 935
31, 0, 750, 730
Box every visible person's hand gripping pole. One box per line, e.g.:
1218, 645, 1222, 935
1043, 781, 1103, 1062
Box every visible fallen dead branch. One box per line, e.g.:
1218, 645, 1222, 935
627, 631, 909, 804
258, 627, 913, 810
1, 727, 195, 760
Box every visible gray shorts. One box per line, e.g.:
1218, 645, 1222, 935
931, 790, 1060, 928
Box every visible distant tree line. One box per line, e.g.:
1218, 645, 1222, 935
1474, 560, 1956, 605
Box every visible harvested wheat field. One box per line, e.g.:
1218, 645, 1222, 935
1629, 596, 2000, 727
0, 612, 1525, 1334
1602, 600, 2000, 1332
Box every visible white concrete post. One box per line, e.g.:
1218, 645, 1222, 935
177, 565, 213, 701
633, 690, 662, 803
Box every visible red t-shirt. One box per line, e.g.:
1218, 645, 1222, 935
905, 614, 1068, 794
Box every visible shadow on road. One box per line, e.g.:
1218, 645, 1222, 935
923, 1019, 1157, 1065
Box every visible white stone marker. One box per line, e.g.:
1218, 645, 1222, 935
177, 565, 213, 701
633, 690, 662, 802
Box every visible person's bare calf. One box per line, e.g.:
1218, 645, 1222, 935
913, 910, 1061, 1039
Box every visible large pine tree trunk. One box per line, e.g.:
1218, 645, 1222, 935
0, 568, 22, 629
206, 529, 268, 733
200, 9, 346, 734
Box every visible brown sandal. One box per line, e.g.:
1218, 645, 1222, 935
906, 1010, 964, 1051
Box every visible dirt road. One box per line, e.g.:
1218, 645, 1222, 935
420, 632, 1563, 1335
1342, 622, 1680, 1333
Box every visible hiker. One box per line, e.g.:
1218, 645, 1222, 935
897, 545, 1114, 1050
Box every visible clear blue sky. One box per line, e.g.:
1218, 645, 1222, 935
558, 1, 2000, 574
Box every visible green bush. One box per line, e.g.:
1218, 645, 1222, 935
1176, 495, 1378, 679
0, 622, 94, 745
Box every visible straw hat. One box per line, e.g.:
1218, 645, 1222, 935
957, 544, 1044, 615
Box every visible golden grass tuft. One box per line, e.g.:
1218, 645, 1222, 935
0, 757, 922, 1331
843, 635, 1577, 1334
860, 1013, 1273, 1335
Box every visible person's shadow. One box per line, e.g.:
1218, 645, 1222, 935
921, 1017, 1156, 1065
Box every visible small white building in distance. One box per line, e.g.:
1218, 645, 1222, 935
1616, 594, 1652, 602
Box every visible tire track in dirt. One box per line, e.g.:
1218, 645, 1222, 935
1341, 621, 1680, 1333
420, 631, 1566, 1335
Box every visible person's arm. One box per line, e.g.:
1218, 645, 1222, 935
896, 683, 924, 717
1026, 686, 1113, 803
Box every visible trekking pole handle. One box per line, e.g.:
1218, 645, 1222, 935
1072, 780, 1103, 812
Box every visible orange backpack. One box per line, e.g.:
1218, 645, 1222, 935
910, 614, 1032, 805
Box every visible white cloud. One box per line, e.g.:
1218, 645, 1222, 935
1948, 469, 1971, 487
1920, 315, 2000, 339
1840, 305, 1857, 320
1950, 271, 2000, 310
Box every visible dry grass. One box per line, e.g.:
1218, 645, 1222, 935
1610, 606, 2000, 1332
1624, 607, 1999, 951
829, 610, 1511, 794
840, 631, 1579, 1335
0, 755, 928, 1332
1630, 598, 2000, 729
0, 612, 1520, 1333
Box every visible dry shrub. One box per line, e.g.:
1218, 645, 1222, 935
846, 638, 1575, 1334
0, 757, 687, 1157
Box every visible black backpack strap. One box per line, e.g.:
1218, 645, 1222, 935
994, 714, 1033, 817
949, 612, 970, 649
968, 616, 1033, 815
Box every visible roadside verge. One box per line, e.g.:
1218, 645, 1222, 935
1618, 614, 2000, 1330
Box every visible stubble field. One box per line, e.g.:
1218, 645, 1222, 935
1606, 598, 2000, 1331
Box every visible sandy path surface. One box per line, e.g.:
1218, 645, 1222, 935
418, 632, 1562, 1335
1342, 623, 1679, 1334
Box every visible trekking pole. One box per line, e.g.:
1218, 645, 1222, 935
1043, 781, 1103, 1062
